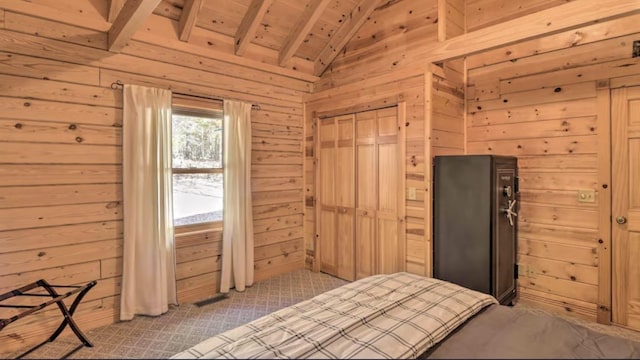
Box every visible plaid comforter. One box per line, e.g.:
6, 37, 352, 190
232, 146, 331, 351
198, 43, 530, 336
171, 272, 497, 359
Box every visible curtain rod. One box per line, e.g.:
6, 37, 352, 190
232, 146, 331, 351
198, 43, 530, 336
110, 80, 262, 110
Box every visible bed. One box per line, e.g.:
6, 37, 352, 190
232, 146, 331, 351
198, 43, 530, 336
423, 303, 640, 359
171, 272, 640, 359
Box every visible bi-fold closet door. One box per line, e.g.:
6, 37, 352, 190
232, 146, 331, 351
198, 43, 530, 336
317, 107, 405, 281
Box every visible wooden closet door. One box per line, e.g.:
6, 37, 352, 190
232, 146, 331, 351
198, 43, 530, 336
612, 86, 640, 331
355, 110, 377, 279
318, 115, 355, 281
355, 107, 405, 277
376, 107, 404, 274
336, 115, 355, 281
318, 117, 338, 276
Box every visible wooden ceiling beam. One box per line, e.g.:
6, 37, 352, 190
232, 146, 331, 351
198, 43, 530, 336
108, 0, 125, 23
178, 0, 203, 42
278, 0, 332, 67
425, 0, 640, 64
108, 0, 162, 52
313, 0, 380, 76
235, 0, 274, 56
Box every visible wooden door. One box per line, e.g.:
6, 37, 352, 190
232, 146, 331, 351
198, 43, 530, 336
318, 117, 338, 275
318, 115, 355, 281
355, 110, 377, 279
355, 107, 405, 278
375, 107, 404, 274
612, 86, 640, 331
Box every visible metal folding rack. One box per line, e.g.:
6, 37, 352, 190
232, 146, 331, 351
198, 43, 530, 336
0, 279, 97, 359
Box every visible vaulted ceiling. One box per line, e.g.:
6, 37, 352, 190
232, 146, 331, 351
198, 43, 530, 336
3, 0, 638, 85
105, 0, 384, 78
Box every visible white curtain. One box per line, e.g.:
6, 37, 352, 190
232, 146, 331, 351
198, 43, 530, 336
120, 84, 177, 321
220, 100, 254, 293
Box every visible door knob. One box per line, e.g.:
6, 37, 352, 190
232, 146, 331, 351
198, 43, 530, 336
616, 216, 627, 224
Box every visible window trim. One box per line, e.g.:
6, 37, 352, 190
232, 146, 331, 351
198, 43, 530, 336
172, 168, 223, 175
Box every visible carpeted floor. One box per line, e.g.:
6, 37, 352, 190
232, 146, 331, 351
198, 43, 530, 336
10, 270, 348, 359
8, 270, 640, 359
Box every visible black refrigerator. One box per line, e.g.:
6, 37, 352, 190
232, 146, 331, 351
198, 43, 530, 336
433, 155, 518, 305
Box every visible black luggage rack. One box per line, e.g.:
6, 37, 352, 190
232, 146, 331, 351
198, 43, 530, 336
0, 279, 97, 359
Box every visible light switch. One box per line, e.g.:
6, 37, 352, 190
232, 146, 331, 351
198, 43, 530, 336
577, 190, 596, 203
408, 187, 417, 200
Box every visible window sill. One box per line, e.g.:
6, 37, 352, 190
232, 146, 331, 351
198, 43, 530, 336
175, 221, 223, 235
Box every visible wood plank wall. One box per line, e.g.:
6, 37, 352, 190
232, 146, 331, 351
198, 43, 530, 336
420, 70, 466, 275
314, 0, 439, 91
465, 0, 574, 31
0, 6, 310, 354
465, 15, 640, 320
305, 0, 466, 278
307, 0, 438, 270
305, 73, 429, 275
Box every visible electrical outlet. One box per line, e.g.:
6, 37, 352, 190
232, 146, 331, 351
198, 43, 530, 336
408, 187, 417, 200
577, 189, 596, 203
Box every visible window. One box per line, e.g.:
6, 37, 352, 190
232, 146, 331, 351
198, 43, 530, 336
171, 106, 223, 227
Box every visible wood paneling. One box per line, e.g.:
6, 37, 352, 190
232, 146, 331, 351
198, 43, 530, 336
6, 11, 107, 49
108, 0, 163, 51
466, 23, 640, 321
0, 97, 121, 127
466, 0, 573, 31
0, 8, 310, 355
150, 15, 316, 79
0, 51, 99, 85
313, 0, 380, 76
612, 87, 640, 331
0, 0, 109, 31
306, 61, 461, 277
0, 221, 122, 253
468, 14, 640, 71
315, 1, 439, 91
0, 164, 121, 186
0, 184, 121, 209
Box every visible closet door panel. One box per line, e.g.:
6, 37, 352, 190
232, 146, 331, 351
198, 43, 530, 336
336, 115, 355, 280
319, 148, 335, 206
336, 147, 354, 207
357, 146, 376, 210
319, 209, 337, 275
377, 107, 398, 137
377, 109, 402, 274
318, 118, 337, 276
378, 144, 399, 213
316, 106, 404, 280
378, 217, 401, 274
337, 209, 355, 281
356, 213, 375, 279
356, 144, 376, 279
356, 111, 376, 138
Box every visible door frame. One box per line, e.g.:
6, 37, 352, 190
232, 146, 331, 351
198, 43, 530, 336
602, 77, 640, 325
608, 79, 640, 328
313, 103, 407, 275
595, 81, 612, 324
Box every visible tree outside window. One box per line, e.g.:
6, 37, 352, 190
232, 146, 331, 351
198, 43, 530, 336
172, 110, 223, 226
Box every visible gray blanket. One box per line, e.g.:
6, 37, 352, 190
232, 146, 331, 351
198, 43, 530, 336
424, 304, 640, 359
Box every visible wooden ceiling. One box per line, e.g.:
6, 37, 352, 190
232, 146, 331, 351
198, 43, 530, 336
3, 0, 638, 84
104, 0, 383, 78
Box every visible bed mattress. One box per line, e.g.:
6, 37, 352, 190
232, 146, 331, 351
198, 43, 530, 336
171, 272, 496, 359
424, 304, 640, 359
